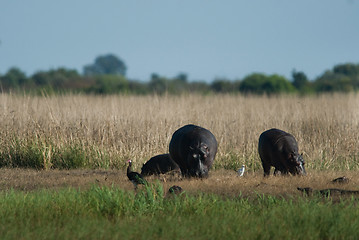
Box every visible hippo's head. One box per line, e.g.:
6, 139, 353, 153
288, 153, 306, 176
186, 143, 211, 178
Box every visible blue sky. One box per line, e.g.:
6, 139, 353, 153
1, 0, 358, 82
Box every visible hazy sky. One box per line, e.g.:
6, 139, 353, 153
1, 0, 358, 82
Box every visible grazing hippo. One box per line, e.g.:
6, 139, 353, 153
258, 128, 306, 176
141, 153, 180, 176
169, 124, 218, 178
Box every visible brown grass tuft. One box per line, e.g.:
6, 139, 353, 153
1, 93, 359, 171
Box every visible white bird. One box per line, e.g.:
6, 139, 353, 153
237, 164, 245, 177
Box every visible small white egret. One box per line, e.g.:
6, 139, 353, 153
237, 164, 245, 177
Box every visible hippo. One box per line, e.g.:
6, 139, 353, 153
141, 153, 180, 176
169, 124, 218, 178
258, 128, 306, 176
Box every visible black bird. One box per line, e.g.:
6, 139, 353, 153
168, 185, 183, 194
127, 159, 147, 189
331, 176, 349, 184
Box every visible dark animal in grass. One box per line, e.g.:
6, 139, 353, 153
297, 187, 359, 197
169, 124, 218, 178
127, 160, 147, 189
331, 176, 349, 184
258, 128, 306, 177
141, 154, 180, 176
168, 185, 183, 194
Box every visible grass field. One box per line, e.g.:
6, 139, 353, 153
1, 93, 359, 171
1, 93, 359, 239
1, 184, 359, 240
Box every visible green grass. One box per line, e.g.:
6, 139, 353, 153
0, 184, 358, 240
0, 137, 117, 170
3, 136, 358, 172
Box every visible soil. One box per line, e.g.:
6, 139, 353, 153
0, 168, 358, 199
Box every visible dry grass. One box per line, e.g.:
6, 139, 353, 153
1, 168, 358, 199
1, 93, 359, 172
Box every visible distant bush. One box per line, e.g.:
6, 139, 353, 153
88, 75, 129, 94
1, 62, 359, 95
211, 79, 239, 93
314, 63, 359, 93
239, 73, 296, 94
0, 67, 32, 90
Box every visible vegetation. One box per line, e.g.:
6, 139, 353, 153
1, 94, 359, 171
239, 73, 296, 94
0, 185, 358, 240
83, 54, 127, 77
1, 54, 359, 95
0, 91, 358, 239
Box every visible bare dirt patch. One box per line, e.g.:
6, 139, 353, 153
1, 168, 358, 199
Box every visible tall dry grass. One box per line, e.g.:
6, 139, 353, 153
1, 93, 359, 171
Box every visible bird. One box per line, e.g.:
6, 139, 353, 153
168, 185, 183, 194
331, 176, 349, 184
127, 159, 148, 189
237, 164, 245, 177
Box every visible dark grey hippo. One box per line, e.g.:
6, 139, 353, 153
140, 153, 180, 176
169, 124, 218, 178
258, 128, 306, 176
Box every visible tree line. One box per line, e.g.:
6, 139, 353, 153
1, 54, 359, 95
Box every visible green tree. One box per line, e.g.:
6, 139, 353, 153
314, 63, 359, 93
333, 63, 359, 76
239, 73, 295, 94
314, 70, 353, 93
292, 70, 309, 90
0, 67, 28, 89
31, 68, 80, 88
89, 75, 129, 94
148, 74, 168, 94
239, 73, 267, 94
83, 54, 127, 76
168, 73, 190, 94
188, 81, 211, 94
128, 80, 148, 94
175, 73, 188, 83
211, 79, 234, 93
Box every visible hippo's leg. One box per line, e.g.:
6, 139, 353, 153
275, 166, 289, 175
261, 161, 271, 177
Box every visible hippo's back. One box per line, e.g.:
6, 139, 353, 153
141, 154, 179, 176
259, 128, 291, 145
